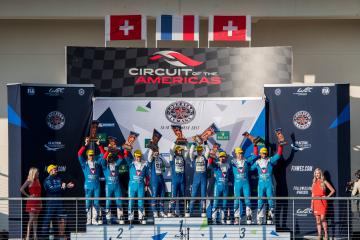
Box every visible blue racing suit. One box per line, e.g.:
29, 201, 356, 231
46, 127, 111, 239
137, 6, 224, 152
169, 144, 189, 213
123, 150, 149, 214
189, 143, 210, 214
41, 174, 66, 234
250, 145, 283, 210
209, 158, 231, 212
77, 145, 103, 212
230, 146, 258, 217
100, 153, 123, 211
147, 149, 166, 213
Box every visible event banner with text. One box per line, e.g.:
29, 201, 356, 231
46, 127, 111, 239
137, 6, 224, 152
67, 46, 292, 97
265, 84, 350, 237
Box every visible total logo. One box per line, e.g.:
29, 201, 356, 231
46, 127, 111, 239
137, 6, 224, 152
296, 208, 313, 217
293, 111, 312, 130
45, 88, 65, 96
129, 50, 222, 85
165, 101, 196, 124
44, 141, 65, 151
46, 111, 65, 130
293, 87, 313, 96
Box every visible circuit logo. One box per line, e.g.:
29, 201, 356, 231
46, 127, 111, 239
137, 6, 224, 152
150, 50, 204, 67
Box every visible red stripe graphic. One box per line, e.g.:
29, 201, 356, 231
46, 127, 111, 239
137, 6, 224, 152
183, 15, 195, 41
168, 52, 202, 67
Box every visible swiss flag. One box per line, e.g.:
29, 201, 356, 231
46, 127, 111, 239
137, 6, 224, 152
105, 15, 146, 41
209, 15, 251, 42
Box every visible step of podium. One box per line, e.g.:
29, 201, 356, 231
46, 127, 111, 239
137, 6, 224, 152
71, 219, 291, 239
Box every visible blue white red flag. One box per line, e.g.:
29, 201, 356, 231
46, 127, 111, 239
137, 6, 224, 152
156, 15, 199, 41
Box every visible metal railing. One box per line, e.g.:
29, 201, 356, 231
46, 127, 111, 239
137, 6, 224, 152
2, 196, 360, 239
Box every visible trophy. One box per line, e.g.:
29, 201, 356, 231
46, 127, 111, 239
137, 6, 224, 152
275, 128, 287, 145
122, 131, 140, 151
88, 120, 99, 150
242, 131, 264, 145
171, 125, 188, 146
89, 120, 99, 141
209, 142, 221, 159
192, 123, 219, 145
147, 129, 162, 151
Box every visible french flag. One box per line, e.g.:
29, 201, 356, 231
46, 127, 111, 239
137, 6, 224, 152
156, 15, 199, 41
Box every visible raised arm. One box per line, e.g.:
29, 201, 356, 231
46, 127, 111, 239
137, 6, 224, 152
147, 149, 154, 163
189, 143, 196, 160
123, 149, 133, 166
204, 142, 210, 159
270, 145, 283, 165
169, 143, 176, 162
77, 145, 87, 168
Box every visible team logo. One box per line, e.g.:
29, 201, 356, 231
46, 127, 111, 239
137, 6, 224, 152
274, 88, 281, 96
150, 51, 204, 67
322, 87, 330, 95
293, 111, 312, 130
165, 101, 196, 124
78, 88, 85, 96
293, 87, 313, 96
44, 141, 65, 151
46, 111, 65, 130
27, 87, 35, 96
45, 88, 65, 96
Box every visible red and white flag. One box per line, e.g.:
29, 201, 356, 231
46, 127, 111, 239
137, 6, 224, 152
208, 15, 251, 42
105, 15, 146, 41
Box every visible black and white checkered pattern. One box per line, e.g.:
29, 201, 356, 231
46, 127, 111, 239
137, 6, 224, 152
67, 47, 292, 97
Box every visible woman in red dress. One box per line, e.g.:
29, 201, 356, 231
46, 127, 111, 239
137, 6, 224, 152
20, 167, 42, 240
311, 168, 335, 240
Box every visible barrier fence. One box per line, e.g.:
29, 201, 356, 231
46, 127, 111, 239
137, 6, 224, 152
2, 197, 360, 239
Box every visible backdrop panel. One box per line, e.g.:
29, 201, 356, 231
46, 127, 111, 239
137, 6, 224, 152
67, 46, 292, 97
7, 84, 94, 238
93, 97, 265, 199
264, 84, 350, 238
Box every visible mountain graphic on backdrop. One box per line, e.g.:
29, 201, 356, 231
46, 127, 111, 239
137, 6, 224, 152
96, 107, 126, 145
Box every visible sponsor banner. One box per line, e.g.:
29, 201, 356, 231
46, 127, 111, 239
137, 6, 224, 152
67, 46, 292, 97
265, 84, 350, 237
93, 97, 265, 195
7, 84, 94, 238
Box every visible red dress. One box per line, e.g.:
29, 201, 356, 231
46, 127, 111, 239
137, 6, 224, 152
312, 180, 327, 215
25, 180, 42, 213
